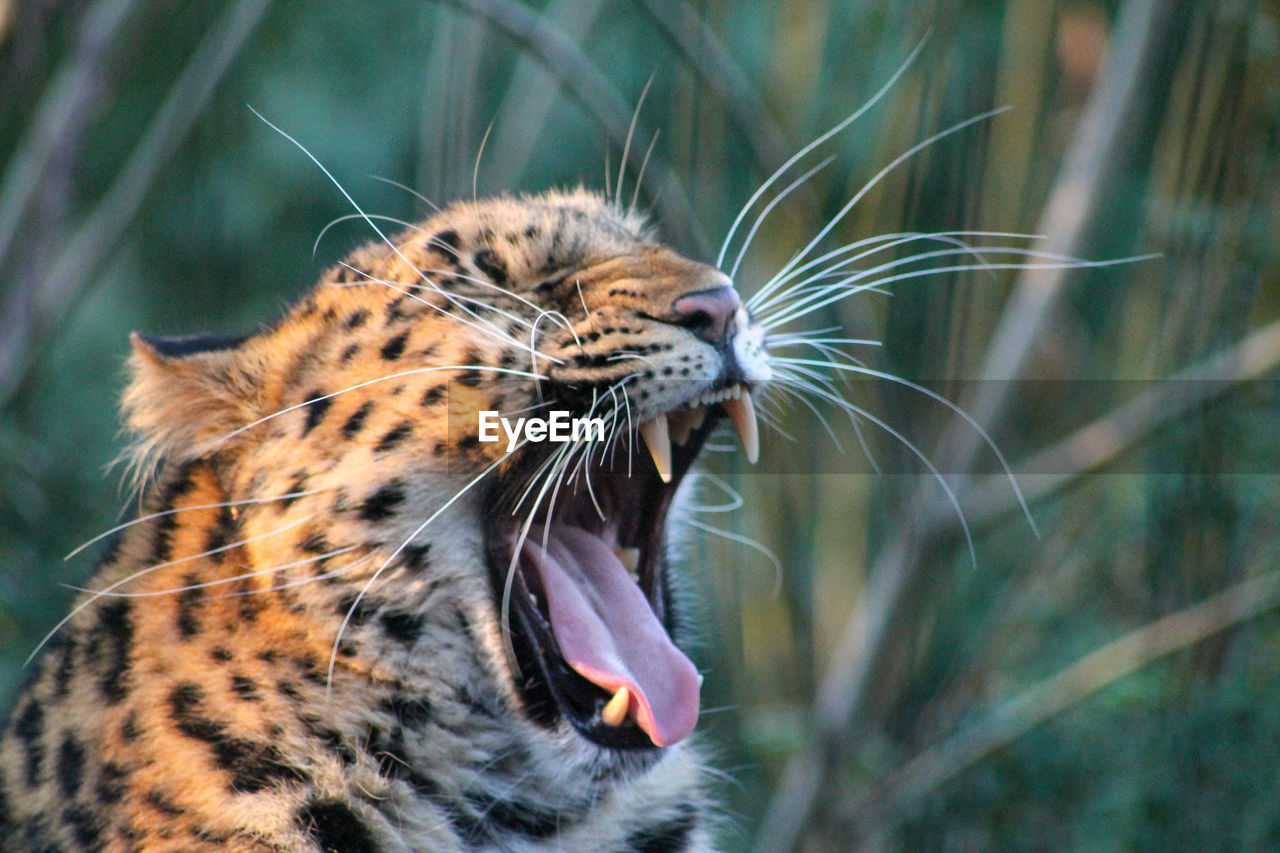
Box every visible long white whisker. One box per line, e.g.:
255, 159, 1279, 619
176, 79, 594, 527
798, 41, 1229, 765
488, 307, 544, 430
359, 258, 557, 338
365, 174, 440, 211
501, 439, 577, 661
717, 35, 930, 269
578, 421, 611, 520
313, 213, 420, 258
769, 369, 846, 451
687, 518, 783, 600
730, 156, 836, 282
754, 392, 798, 444
775, 377, 975, 564
331, 246, 529, 363
249, 109, 529, 354
219, 365, 547, 445
337, 263, 547, 360
752, 230, 1042, 313
770, 107, 1012, 288
766, 241, 1086, 315
766, 335, 881, 351
511, 435, 575, 517
28, 514, 316, 665
690, 471, 744, 513
751, 230, 939, 311
219, 553, 377, 597
327, 443, 523, 693
529, 307, 583, 403
629, 129, 660, 215
599, 377, 637, 469
760, 242, 1005, 323
763, 256, 1154, 330
570, 411, 614, 503
620, 382, 635, 477
64, 488, 328, 561
63, 545, 361, 598
539, 434, 589, 551
617, 75, 654, 209
774, 355, 1037, 533
473, 118, 495, 201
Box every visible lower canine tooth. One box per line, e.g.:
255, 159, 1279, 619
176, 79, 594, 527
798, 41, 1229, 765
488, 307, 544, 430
639, 415, 673, 482
722, 387, 759, 464
602, 685, 631, 727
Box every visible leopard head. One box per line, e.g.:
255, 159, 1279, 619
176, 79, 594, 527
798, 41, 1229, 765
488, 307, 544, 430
122, 188, 771, 773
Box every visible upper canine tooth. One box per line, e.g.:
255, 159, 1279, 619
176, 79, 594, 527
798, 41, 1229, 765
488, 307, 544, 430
721, 387, 759, 464
639, 414, 673, 482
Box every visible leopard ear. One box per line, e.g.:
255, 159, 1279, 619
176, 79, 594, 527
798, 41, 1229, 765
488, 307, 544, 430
123, 332, 266, 465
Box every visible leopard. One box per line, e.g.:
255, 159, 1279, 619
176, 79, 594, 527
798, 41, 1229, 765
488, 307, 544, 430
0, 43, 1059, 844
0, 187, 774, 852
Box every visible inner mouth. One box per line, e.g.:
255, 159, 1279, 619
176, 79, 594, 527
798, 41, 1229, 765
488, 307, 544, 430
484, 383, 758, 750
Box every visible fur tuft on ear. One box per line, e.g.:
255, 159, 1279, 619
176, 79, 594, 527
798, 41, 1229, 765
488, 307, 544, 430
122, 332, 265, 479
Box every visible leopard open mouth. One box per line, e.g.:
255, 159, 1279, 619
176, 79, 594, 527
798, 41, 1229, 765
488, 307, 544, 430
484, 383, 758, 750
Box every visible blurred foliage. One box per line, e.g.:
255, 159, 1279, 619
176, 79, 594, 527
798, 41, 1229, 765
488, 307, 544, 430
2, 0, 1279, 850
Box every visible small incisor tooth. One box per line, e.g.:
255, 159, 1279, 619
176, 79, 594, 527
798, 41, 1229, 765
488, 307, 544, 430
616, 546, 641, 579
602, 685, 631, 727
721, 386, 759, 464
639, 414, 673, 482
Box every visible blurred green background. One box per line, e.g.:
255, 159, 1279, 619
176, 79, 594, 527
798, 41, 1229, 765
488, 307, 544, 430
2, 0, 1279, 849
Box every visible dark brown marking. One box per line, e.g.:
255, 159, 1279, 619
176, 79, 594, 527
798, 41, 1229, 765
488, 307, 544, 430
431, 229, 461, 261
380, 611, 424, 645
473, 248, 509, 286
374, 421, 413, 453
380, 332, 409, 361
342, 401, 374, 438
302, 390, 332, 435
176, 575, 204, 638
168, 683, 307, 793
420, 385, 445, 407
56, 733, 85, 798
13, 701, 44, 785
231, 675, 260, 701
624, 805, 698, 853
358, 483, 406, 522
96, 761, 127, 805
297, 799, 378, 853
91, 599, 133, 704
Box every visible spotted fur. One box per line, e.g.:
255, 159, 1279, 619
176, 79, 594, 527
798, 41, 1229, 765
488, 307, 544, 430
0, 190, 760, 851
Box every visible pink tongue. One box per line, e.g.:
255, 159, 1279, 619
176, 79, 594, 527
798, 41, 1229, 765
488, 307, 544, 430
519, 525, 701, 747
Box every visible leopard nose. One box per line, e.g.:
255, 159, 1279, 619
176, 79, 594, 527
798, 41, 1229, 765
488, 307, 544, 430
669, 286, 742, 347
